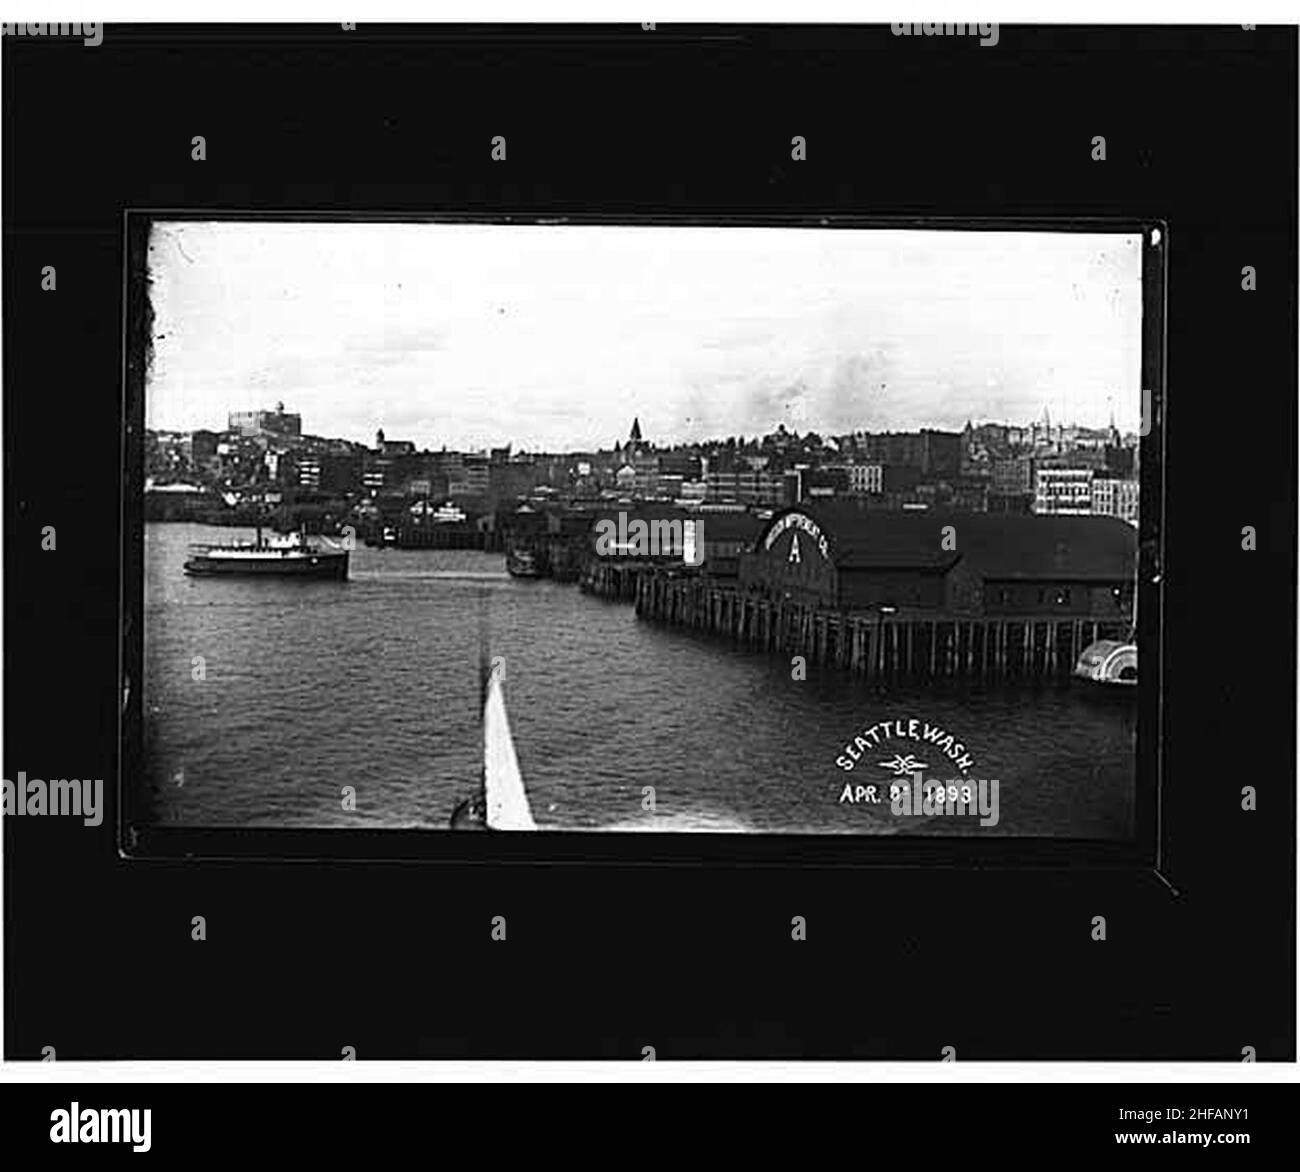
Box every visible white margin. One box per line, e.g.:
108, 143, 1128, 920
1, 0, 1297, 1085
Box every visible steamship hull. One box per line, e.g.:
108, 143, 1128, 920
183, 551, 350, 579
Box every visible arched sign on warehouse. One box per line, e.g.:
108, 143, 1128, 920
762, 511, 830, 563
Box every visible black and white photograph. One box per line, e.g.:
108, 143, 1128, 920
139, 218, 1149, 840
3, 12, 1295, 1114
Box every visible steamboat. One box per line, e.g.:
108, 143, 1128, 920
182, 529, 350, 580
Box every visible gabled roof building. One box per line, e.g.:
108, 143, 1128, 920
738, 502, 1135, 619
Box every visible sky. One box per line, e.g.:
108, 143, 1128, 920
146, 221, 1144, 451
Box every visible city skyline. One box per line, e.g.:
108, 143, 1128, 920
150, 407, 1133, 455
146, 221, 1144, 451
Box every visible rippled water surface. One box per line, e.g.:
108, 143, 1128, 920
144, 523, 1136, 837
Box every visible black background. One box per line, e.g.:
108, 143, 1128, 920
3, 24, 1295, 1060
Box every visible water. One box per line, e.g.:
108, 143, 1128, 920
144, 523, 1136, 837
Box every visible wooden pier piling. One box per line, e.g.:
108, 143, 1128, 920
624, 569, 1131, 682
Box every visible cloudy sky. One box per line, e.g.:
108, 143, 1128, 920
146, 221, 1143, 451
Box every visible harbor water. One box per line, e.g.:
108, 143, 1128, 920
144, 523, 1136, 837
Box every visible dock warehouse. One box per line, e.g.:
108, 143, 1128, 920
586, 505, 764, 574
737, 502, 1135, 620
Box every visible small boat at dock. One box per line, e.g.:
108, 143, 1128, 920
506, 548, 541, 578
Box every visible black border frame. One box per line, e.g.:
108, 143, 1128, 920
120, 210, 1167, 871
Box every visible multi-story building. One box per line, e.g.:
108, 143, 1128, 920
948, 478, 990, 513
296, 454, 321, 488
803, 467, 849, 500
986, 491, 1034, 515
1104, 444, 1136, 479
847, 463, 884, 494
1038, 447, 1109, 473
658, 451, 703, 481
704, 470, 789, 507
448, 456, 490, 498
858, 429, 961, 478
629, 453, 661, 496
973, 422, 1010, 450
493, 460, 547, 503
1091, 478, 1140, 526
362, 459, 390, 494
613, 464, 637, 495
992, 456, 1035, 496
653, 474, 685, 499
1034, 467, 1094, 515
1073, 425, 1119, 451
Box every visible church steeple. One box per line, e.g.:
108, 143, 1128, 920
629, 417, 643, 445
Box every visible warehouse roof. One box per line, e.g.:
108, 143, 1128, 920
584, 506, 764, 543
758, 502, 1136, 582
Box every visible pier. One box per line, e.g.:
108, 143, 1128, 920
578, 559, 644, 600
362, 521, 500, 551
631, 571, 1126, 681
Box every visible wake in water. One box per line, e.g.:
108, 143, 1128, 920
350, 570, 511, 581
599, 811, 759, 833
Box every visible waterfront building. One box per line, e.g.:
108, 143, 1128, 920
144, 481, 220, 521
693, 510, 764, 576
586, 505, 763, 575
737, 503, 1134, 619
